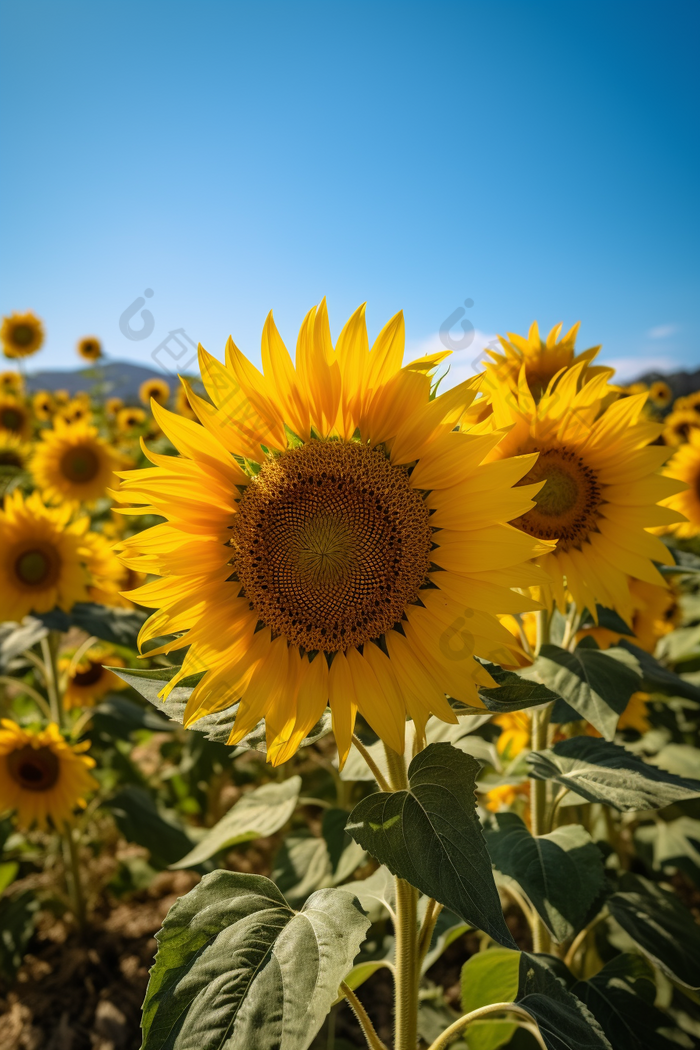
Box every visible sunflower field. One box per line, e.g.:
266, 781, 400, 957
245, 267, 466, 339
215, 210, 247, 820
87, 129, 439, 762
1, 306, 700, 1050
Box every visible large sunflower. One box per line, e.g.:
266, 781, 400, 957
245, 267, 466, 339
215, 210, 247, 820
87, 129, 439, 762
139, 377, 170, 406
657, 428, 700, 538
484, 363, 686, 624
484, 320, 604, 401
113, 301, 552, 765
0, 490, 91, 620
0, 720, 97, 829
0, 395, 31, 439
60, 644, 126, 711
77, 336, 102, 362
1, 312, 44, 359
31, 419, 120, 506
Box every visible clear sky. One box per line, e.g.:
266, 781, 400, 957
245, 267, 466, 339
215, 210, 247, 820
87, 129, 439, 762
1, 0, 697, 386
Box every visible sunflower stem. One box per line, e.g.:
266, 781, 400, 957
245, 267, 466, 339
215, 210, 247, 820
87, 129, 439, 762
424, 1003, 548, 1050
41, 632, 63, 728
383, 743, 418, 1050
64, 825, 86, 933
352, 734, 391, 792
339, 982, 389, 1050
529, 701, 553, 954
0, 676, 53, 721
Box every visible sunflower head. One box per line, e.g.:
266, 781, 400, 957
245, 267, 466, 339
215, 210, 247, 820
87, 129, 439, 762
485, 320, 602, 401
0, 432, 32, 472
105, 397, 124, 416
31, 419, 120, 507
0, 395, 31, 439
77, 336, 102, 362
1, 312, 44, 359
32, 390, 54, 422
114, 300, 553, 767
54, 389, 70, 406
56, 398, 92, 427
0, 489, 92, 620
663, 409, 700, 447
625, 382, 648, 396
656, 428, 700, 538
486, 362, 684, 624
648, 380, 672, 409
0, 720, 97, 829
60, 644, 126, 711
493, 710, 531, 760
0, 371, 24, 396
680, 392, 700, 417
139, 378, 170, 407
116, 407, 147, 434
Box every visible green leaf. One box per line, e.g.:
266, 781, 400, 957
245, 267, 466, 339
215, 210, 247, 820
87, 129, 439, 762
105, 786, 195, 867
659, 548, 700, 576
516, 952, 612, 1050
141, 871, 370, 1050
89, 694, 177, 739
345, 741, 516, 947
170, 776, 301, 870
477, 662, 562, 713
484, 813, 606, 942
610, 640, 700, 703
528, 737, 700, 811
272, 833, 333, 906
0, 891, 39, 982
534, 644, 639, 739
321, 808, 367, 884
38, 602, 147, 648
0, 617, 47, 672
579, 606, 635, 634
335, 865, 396, 923
572, 953, 691, 1050
0, 861, 18, 894
460, 948, 520, 1050
635, 816, 700, 884
607, 873, 700, 990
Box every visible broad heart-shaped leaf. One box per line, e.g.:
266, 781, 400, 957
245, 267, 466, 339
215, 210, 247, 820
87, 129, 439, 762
272, 834, 333, 906
609, 639, 700, 703
345, 741, 516, 947
516, 952, 612, 1050
534, 644, 639, 739
477, 661, 562, 713
89, 694, 178, 740
484, 813, 606, 942
141, 871, 370, 1050
527, 737, 700, 811
607, 873, 700, 990
636, 816, 700, 885
321, 808, 367, 884
460, 948, 520, 1050
113, 665, 333, 751
170, 777, 301, 870
572, 953, 689, 1050
38, 602, 146, 648
0, 617, 47, 672
105, 786, 195, 867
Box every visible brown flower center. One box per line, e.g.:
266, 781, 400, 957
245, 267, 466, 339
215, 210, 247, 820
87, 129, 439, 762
512, 446, 603, 552
11, 325, 34, 348
14, 546, 60, 588
0, 407, 23, 431
72, 661, 105, 687
230, 441, 432, 652
60, 444, 100, 484
7, 745, 60, 791
0, 451, 22, 467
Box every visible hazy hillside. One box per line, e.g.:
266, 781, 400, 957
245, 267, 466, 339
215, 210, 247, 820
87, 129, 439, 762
23, 361, 197, 403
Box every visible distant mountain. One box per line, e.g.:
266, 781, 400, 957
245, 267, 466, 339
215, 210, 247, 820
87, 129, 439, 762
635, 367, 700, 399
23, 361, 197, 403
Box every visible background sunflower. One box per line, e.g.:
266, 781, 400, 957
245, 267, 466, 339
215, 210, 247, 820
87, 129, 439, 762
1, 311, 44, 359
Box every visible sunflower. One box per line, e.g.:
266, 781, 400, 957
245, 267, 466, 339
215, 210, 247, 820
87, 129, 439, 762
576, 579, 681, 653
31, 419, 120, 507
0, 720, 97, 829
657, 429, 700, 538
54, 390, 70, 406
175, 385, 198, 420
56, 399, 92, 427
0, 432, 32, 472
85, 530, 141, 606
648, 381, 672, 409
77, 336, 102, 362
0, 489, 91, 620
113, 301, 552, 766
116, 407, 146, 433
484, 321, 603, 401
0, 396, 31, 440
1, 312, 44, 359
0, 371, 24, 396
680, 392, 700, 417
32, 390, 54, 422
493, 710, 531, 760
105, 397, 123, 416
484, 781, 530, 818
139, 378, 170, 407
625, 382, 648, 396
663, 409, 700, 446
60, 644, 126, 711
485, 363, 685, 625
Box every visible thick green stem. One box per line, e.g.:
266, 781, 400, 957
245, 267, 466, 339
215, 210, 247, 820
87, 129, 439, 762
383, 744, 418, 1050
64, 825, 86, 932
339, 982, 389, 1050
425, 1002, 547, 1050
41, 632, 62, 727
352, 734, 391, 792
529, 701, 553, 954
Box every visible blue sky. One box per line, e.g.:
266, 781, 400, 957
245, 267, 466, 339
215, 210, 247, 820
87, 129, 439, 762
1, 1, 697, 385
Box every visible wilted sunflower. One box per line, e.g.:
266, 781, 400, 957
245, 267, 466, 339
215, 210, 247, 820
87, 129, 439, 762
0, 489, 91, 620
139, 378, 170, 407
114, 301, 552, 765
485, 363, 685, 625
0, 395, 31, 439
32, 390, 54, 421
116, 407, 146, 433
656, 428, 700, 538
105, 397, 123, 416
648, 381, 672, 409
77, 336, 102, 362
32, 419, 120, 506
0, 432, 32, 472
60, 644, 126, 711
663, 409, 700, 446
1, 312, 44, 359
0, 371, 24, 395
0, 720, 97, 829
484, 320, 603, 401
